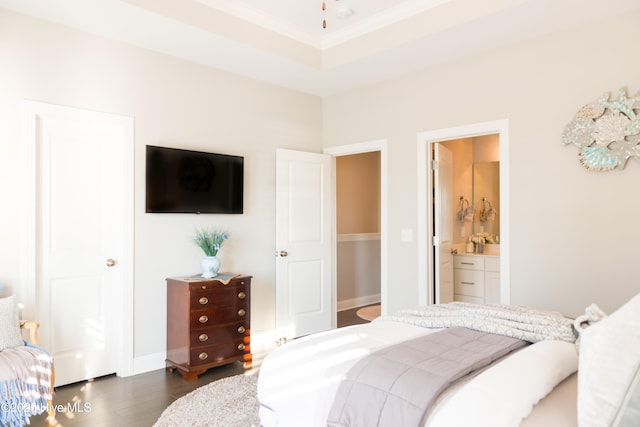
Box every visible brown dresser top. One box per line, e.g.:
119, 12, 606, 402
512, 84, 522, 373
167, 274, 252, 284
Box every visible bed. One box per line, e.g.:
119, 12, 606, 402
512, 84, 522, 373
257, 295, 640, 427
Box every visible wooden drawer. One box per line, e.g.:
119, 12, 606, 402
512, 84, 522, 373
454, 255, 484, 271
190, 286, 248, 308
190, 305, 248, 328
485, 256, 500, 272
454, 269, 484, 298
189, 321, 249, 348
189, 338, 250, 367
188, 278, 250, 293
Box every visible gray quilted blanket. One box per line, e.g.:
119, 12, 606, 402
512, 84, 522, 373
326, 327, 528, 427
383, 302, 576, 343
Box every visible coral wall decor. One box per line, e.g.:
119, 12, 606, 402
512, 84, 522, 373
562, 87, 640, 171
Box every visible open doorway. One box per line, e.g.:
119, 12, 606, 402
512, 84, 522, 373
324, 140, 388, 325
434, 135, 500, 304
417, 120, 510, 307
336, 152, 381, 325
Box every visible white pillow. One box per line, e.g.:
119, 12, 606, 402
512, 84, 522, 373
578, 293, 640, 427
0, 295, 24, 350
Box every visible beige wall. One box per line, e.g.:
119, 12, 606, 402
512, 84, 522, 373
337, 237, 381, 307
473, 134, 500, 163
336, 152, 380, 234
0, 10, 322, 361
323, 9, 640, 317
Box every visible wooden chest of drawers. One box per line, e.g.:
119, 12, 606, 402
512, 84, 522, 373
165, 275, 252, 381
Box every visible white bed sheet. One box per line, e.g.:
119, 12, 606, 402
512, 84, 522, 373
257, 319, 578, 427
258, 320, 435, 427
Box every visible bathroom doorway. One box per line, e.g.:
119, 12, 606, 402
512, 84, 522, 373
417, 120, 510, 306
435, 135, 500, 303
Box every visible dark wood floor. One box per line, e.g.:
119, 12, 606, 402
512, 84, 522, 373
337, 304, 374, 328
30, 305, 373, 427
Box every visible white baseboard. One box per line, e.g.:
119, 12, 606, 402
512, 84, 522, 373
337, 293, 381, 311
131, 351, 166, 376
127, 331, 279, 377
250, 330, 279, 360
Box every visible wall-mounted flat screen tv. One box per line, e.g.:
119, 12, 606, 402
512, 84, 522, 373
146, 145, 243, 214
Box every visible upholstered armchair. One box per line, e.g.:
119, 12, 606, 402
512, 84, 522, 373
0, 295, 55, 427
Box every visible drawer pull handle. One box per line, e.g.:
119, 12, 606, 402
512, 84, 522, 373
199, 315, 209, 323
198, 352, 208, 360
237, 309, 246, 317
461, 281, 475, 285
238, 343, 246, 351
199, 297, 209, 305
199, 333, 209, 342
237, 326, 246, 334
201, 285, 207, 290
461, 262, 475, 265
237, 292, 246, 300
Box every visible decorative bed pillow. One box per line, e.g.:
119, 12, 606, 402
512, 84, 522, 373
0, 295, 24, 351
578, 292, 640, 427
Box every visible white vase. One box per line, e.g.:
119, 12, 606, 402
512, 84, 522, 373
201, 256, 221, 278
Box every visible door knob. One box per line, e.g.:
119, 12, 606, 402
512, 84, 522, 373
106, 258, 117, 267
279, 250, 288, 257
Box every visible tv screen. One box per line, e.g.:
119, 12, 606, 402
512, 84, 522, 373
146, 145, 243, 214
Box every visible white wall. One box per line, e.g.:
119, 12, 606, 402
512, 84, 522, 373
337, 235, 381, 309
0, 9, 322, 366
323, 10, 640, 317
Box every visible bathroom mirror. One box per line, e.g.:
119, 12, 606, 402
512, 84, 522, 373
472, 161, 500, 240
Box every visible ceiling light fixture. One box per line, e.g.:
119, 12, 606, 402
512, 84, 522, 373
336, 5, 355, 19
322, 0, 354, 29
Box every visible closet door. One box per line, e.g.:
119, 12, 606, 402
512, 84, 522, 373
24, 101, 133, 386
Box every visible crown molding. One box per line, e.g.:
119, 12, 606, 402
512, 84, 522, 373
195, 0, 451, 50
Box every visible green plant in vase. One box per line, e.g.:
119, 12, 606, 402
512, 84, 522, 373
194, 228, 229, 277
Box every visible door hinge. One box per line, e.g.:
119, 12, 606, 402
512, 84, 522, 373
432, 160, 438, 170
433, 236, 439, 245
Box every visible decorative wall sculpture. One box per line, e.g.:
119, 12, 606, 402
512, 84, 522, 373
562, 87, 640, 171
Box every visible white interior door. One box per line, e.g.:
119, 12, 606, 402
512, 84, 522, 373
29, 103, 132, 386
275, 149, 333, 340
434, 144, 454, 304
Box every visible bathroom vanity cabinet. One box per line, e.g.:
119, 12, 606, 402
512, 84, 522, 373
453, 254, 500, 304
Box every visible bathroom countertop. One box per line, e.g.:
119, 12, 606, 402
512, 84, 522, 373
453, 245, 500, 257
456, 252, 499, 257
